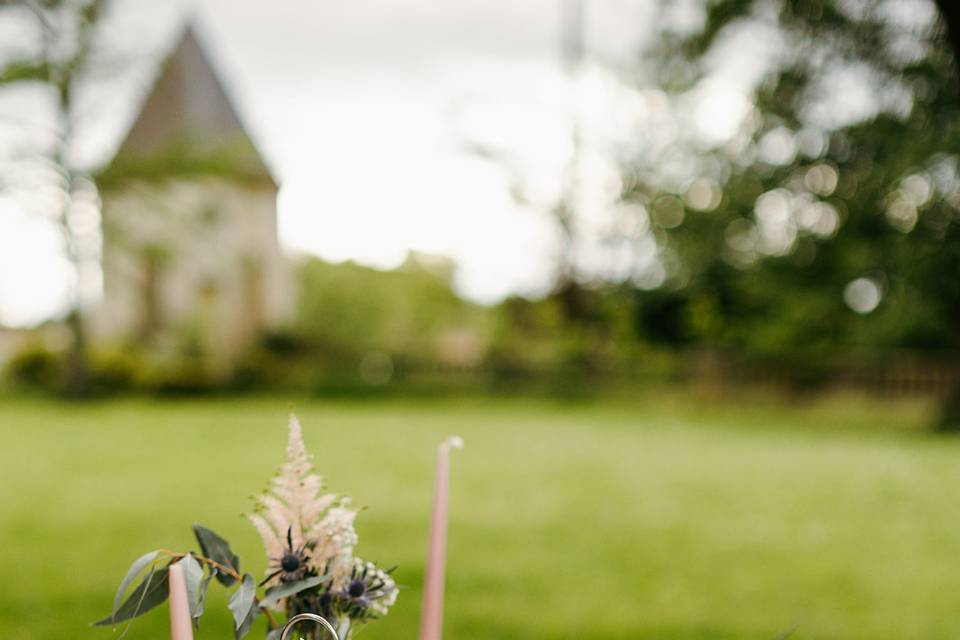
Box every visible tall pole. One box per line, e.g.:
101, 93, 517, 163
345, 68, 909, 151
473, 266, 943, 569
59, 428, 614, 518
562, 0, 585, 70
557, 0, 585, 304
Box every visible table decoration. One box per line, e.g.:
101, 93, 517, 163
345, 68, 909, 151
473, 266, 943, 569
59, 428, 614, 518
93, 414, 443, 640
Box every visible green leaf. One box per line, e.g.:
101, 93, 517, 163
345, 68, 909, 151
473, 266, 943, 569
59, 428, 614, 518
336, 617, 351, 640
235, 605, 260, 640
775, 624, 800, 640
259, 575, 329, 609
93, 567, 169, 626
228, 573, 256, 630
193, 523, 240, 586
196, 571, 214, 621
111, 550, 160, 616
176, 554, 205, 621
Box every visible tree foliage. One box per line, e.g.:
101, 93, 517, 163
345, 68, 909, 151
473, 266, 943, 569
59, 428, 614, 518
619, 0, 960, 358
0, 0, 112, 394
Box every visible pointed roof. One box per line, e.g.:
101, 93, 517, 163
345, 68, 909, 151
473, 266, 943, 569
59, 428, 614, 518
102, 23, 275, 188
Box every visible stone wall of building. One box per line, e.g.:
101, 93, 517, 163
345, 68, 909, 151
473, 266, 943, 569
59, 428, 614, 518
96, 177, 294, 371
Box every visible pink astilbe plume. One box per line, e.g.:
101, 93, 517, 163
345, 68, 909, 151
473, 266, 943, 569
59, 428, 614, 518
247, 414, 355, 576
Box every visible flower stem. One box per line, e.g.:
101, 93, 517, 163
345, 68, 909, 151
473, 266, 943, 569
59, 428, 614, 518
158, 548, 243, 582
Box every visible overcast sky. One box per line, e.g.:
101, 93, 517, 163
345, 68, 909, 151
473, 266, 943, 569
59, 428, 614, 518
0, 0, 656, 326
0, 0, 928, 326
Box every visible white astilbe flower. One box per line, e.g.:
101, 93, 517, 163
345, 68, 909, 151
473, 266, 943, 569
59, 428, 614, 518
247, 414, 355, 576
311, 505, 359, 587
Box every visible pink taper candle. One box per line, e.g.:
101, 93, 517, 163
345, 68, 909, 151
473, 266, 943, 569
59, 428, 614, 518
168, 563, 194, 640
419, 436, 463, 640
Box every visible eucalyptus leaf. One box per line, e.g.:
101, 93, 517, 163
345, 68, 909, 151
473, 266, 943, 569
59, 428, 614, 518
228, 573, 256, 630
259, 575, 329, 608
336, 616, 351, 640
193, 523, 240, 586
775, 624, 800, 640
196, 571, 214, 621
235, 605, 260, 640
175, 554, 205, 620
111, 550, 160, 616
93, 567, 170, 626
265, 629, 282, 640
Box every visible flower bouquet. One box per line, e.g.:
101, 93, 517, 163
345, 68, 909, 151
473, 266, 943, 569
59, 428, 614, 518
94, 415, 453, 640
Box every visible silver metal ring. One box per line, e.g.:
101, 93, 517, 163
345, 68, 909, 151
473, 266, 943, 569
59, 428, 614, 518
279, 613, 340, 640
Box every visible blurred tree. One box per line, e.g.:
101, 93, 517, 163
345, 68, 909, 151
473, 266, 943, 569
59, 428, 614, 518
0, 0, 110, 394
616, 0, 960, 423
296, 253, 490, 364
932, 0, 960, 76
465, 0, 603, 332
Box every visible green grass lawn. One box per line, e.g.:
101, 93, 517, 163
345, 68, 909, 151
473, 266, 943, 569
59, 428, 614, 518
1, 393, 959, 640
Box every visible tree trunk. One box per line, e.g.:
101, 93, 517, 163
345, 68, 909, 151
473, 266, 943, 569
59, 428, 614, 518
62, 307, 90, 396
940, 387, 960, 431
934, 0, 960, 83
937, 305, 960, 431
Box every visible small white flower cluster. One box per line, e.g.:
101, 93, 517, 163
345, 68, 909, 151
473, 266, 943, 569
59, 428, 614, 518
314, 504, 359, 586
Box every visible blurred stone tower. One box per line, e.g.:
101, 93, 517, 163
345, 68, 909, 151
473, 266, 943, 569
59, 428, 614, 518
95, 23, 293, 372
